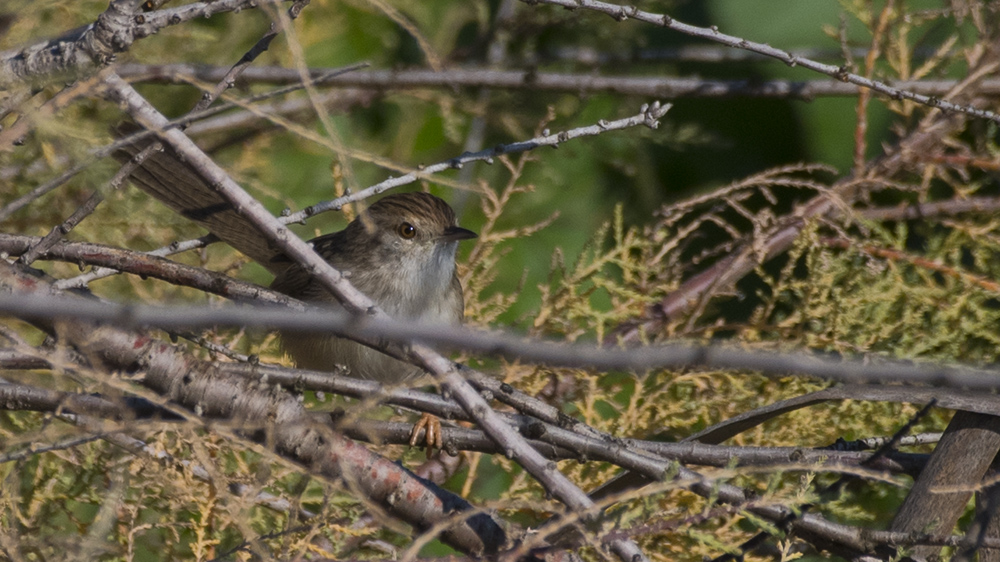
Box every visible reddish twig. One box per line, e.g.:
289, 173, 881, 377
821, 236, 1000, 294
853, 0, 896, 173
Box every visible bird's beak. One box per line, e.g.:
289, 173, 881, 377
441, 225, 477, 242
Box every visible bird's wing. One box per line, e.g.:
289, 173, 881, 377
114, 124, 289, 274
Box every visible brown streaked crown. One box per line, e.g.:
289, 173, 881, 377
360, 192, 459, 235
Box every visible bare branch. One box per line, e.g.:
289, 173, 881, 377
0, 0, 292, 89
2, 354, 928, 478
256, 101, 672, 225
527, 44, 938, 66
115, 63, 1000, 99
856, 195, 1000, 220
520, 0, 1000, 122
0, 233, 299, 306
4, 292, 1000, 392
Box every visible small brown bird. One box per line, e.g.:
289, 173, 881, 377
271, 192, 477, 383
117, 134, 476, 448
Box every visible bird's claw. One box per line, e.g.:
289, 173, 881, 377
410, 413, 443, 456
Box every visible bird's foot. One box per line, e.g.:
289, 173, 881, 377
409, 412, 443, 456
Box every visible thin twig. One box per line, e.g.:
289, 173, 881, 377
520, 0, 1000, 122
821, 236, 1000, 294
115, 63, 1000, 99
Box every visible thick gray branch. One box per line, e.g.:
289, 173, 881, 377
3, 293, 1000, 391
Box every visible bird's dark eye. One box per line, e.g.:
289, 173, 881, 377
397, 222, 416, 239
